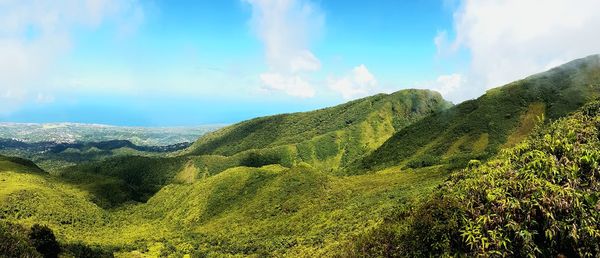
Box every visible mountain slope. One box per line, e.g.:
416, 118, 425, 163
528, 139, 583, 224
185, 89, 452, 171
354, 54, 600, 172
56, 89, 451, 208
0, 155, 448, 256
0, 155, 44, 174
351, 100, 600, 257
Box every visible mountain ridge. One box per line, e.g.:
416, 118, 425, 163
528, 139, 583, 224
352, 54, 600, 173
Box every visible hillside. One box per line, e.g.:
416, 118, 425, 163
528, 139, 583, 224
0, 155, 44, 174
354, 54, 600, 172
1, 155, 449, 256
185, 89, 452, 171
350, 100, 600, 257
55, 89, 451, 208
0, 138, 192, 173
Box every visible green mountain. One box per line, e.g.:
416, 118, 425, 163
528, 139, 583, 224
1, 155, 448, 256
53, 89, 450, 209
184, 89, 452, 171
351, 100, 600, 257
0, 155, 44, 174
354, 54, 600, 173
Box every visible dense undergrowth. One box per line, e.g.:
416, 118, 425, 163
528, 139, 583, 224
0, 155, 448, 256
350, 101, 600, 257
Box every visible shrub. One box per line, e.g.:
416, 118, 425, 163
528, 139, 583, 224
63, 242, 114, 258
352, 101, 600, 257
28, 224, 60, 258
0, 221, 41, 258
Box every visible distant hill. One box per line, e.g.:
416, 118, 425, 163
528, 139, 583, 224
353, 54, 600, 173
0, 138, 191, 154
0, 122, 221, 146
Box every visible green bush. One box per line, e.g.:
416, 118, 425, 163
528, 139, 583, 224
354, 100, 600, 257
0, 221, 42, 258
29, 224, 60, 258
62, 242, 114, 258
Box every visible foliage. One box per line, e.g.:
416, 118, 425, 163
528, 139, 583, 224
0, 154, 448, 256
59, 156, 186, 207
185, 89, 452, 171
29, 224, 61, 258
0, 220, 42, 258
352, 100, 600, 257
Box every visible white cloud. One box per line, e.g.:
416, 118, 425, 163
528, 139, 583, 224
290, 50, 321, 72
260, 73, 315, 98
244, 0, 324, 97
435, 74, 464, 95
0, 0, 144, 113
436, 0, 600, 102
35, 93, 55, 104
329, 64, 377, 100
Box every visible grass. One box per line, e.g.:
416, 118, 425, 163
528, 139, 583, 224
349, 101, 600, 257
503, 102, 545, 147
185, 89, 452, 170
0, 154, 448, 256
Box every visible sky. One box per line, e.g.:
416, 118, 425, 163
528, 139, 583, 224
1, 0, 600, 126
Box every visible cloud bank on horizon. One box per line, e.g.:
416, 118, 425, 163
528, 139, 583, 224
1, 0, 600, 124
433, 0, 600, 102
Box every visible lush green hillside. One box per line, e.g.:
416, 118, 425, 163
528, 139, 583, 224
350, 100, 600, 257
55, 89, 451, 207
121, 164, 447, 256
354, 55, 600, 173
1, 155, 449, 256
0, 155, 44, 174
59, 156, 187, 208
0, 156, 112, 257
185, 89, 452, 171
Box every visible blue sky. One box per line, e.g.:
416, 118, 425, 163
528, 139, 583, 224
1, 0, 600, 126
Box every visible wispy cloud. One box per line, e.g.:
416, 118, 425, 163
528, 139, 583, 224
244, 0, 324, 98
0, 0, 144, 114
328, 64, 378, 100
434, 0, 600, 102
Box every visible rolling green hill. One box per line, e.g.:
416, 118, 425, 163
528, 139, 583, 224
184, 89, 452, 171
1, 155, 449, 256
354, 54, 600, 173
0, 155, 44, 174
350, 100, 600, 257
56, 89, 451, 207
